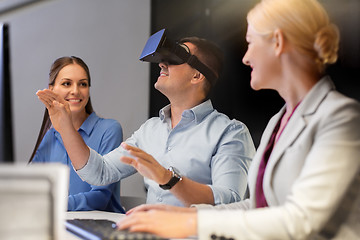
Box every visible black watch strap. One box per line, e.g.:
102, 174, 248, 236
159, 167, 182, 190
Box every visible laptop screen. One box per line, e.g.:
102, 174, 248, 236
0, 163, 69, 240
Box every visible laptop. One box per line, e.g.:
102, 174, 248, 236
0, 163, 69, 240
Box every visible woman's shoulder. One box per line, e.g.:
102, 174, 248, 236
89, 112, 123, 133
312, 91, 360, 139
303, 77, 360, 120
323, 90, 360, 117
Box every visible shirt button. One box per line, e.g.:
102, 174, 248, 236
167, 147, 171, 151
157, 197, 163, 202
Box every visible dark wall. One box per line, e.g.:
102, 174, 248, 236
149, 0, 360, 147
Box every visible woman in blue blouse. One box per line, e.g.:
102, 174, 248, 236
29, 56, 125, 213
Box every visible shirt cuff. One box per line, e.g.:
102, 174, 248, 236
209, 185, 241, 205
198, 210, 240, 240
76, 147, 100, 182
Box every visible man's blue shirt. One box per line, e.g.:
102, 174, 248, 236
79, 100, 256, 206
32, 112, 125, 213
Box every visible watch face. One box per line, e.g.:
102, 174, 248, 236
169, 166, 182, 178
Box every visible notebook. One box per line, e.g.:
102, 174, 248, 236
0, 163, 69, 240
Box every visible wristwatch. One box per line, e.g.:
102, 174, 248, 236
159, 166, 182, 190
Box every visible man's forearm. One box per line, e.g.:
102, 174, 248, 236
60, 125, 90, 170
170, 177, 214, 207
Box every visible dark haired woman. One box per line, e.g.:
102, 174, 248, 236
30, 56, 125, 213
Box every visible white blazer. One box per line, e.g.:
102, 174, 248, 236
198, 77, 360, 240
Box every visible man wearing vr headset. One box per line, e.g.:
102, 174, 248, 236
36, 30, 255, 208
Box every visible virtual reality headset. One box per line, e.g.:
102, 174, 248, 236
139, 29, 218, 85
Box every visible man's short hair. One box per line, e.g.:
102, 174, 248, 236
179, 37, 224, 96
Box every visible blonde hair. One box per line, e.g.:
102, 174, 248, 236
247, 0, 340, 73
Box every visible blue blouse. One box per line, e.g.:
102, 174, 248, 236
32, 112, 125, 213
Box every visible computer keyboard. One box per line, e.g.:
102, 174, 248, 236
66, 219, 167, 240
